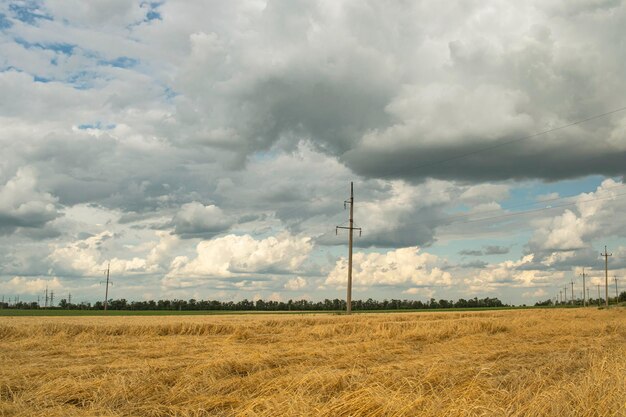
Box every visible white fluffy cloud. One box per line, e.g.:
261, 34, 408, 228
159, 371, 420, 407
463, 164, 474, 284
530, 179, 626, 251
164, 233, 313, 287
284, 276, 307, 291
48, 230, 175, 276
325, 247, 452, 288
0, 276, 62, 295
467, 254, 565, 292
171, 202, 233, 238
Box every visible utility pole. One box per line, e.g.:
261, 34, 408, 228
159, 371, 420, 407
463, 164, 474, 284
49, 290, 54, 307
601, 246, 612, 307
44, 286, 49, 308
570, 280, 574, 304
580, 269, 587, 307
68, 292, 72, 306
101, 262, 112, 311
336, 182, 362, 315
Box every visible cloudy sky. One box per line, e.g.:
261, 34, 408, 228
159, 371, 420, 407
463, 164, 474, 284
1, 0, 625, 306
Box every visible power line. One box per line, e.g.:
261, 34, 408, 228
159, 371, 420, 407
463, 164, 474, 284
405, 106, 626, 173
276, 106, 626, 227
407, 189, 626, 229
319, 186, 626, 240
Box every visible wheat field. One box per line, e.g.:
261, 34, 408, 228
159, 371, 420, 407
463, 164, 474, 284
1, 308, 625, 417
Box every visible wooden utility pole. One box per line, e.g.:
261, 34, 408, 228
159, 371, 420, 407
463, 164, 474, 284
336, 182, 362, 315
101, 262, 112, 311
601, 246, 612, 307
580, 268, 587, 307
570, 280, 575, 304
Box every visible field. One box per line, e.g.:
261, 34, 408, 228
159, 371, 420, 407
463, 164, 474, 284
1, 309, 624, 417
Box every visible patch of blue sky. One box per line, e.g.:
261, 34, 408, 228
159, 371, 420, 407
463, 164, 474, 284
14, 38, 76, 55
9, 2, 52, 25
98, 56, 138, 69
502, 175, 608, 212
34, 75, 50, 82
428, 236, 526, 263
0, 13, 13, 29
146, 9, 161, 21
77, 122, 116, 130
250, 149, 280, 162
142, 1, 163, 20
163, 86, 178, 100
67, 70, 100, 89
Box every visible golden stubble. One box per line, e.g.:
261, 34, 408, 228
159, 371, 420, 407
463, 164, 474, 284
1, 309, 625, 417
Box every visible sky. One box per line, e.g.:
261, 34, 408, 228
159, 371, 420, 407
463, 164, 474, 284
1, 0, 625, 306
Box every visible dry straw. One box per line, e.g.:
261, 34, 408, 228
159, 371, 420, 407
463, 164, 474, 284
1, 309, 625, 416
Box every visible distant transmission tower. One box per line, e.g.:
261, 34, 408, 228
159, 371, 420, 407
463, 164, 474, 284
101, 262, 113, 311
336, 182, 362, 315
601, 246, 612, 307
580, 268, 587, 307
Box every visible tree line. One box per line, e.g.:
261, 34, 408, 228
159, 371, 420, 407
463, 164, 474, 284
535, 291, 626, 307
0, 296, 506, 311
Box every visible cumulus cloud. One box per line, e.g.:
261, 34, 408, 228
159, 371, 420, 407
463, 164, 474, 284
164, 233, 313, 287
0, 276, 62, 295
466, 254, 564, 292
529, 179, 626, 253
48, 230, 173, 276
325, 247, 452, 288
171, 202, 233, 238
0, 167, 60, 235
284, 276, 307, 291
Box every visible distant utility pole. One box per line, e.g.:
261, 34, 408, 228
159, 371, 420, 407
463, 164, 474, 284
44, 286, 49, 308
101, 262, 113, 311
601, 246, 612, 307
580, 268, 587, 307
570, 280, 575, 304
336, 182, 362, 315
49, 290, 54, 307
68, 292, 72, 307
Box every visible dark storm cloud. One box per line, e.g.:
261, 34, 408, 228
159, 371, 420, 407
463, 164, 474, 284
484, 245, 510, 255
459, 249, 484, 256
341, 134, 626, 183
